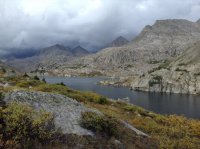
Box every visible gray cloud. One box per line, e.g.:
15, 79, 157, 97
0, 0, 200, 54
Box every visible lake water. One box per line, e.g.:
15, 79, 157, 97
44, 76, 200, 119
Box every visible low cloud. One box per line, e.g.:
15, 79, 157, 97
0, 0, 199, 53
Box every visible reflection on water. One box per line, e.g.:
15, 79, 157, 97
44, 76, 200, 119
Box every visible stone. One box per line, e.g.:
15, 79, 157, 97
4, 91, 95, 135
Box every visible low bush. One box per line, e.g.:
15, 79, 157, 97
34, 84, 108, 104
1, 102, 58, 148
16, 80, 42, 88
33, 75, 40, 80
23, 73, 29, 78
81, 112, 119, 137
98, 97, 108, 104
148, 75, 162, 87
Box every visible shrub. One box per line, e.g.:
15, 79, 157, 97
98, 97, 108, 104
81, 112, 119, 136
59, 82, 65, 86
2, 68, 6, 73
23, 73, 29, 78
33, 75, 40, 80
175, 68, 189, 73
149, 75, 162, 87
2, 102, 34, 147
32, 110, 55, 142
42, 78, 46, 83
34, 84, 103, 103
1, 102, 58, 148
16, 80, 42, 88
0, 92, 5, 107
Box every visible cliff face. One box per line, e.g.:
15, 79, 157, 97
131, 42, 200, 94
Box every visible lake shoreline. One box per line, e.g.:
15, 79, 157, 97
42, 76, 200, 119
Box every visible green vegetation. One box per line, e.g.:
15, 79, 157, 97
178, 63, 186, 66
23, 73, 29, 78
0, 102, 60, 148
148, 60, 171, 74
33, 83, 109, 104
175, 68, 189, 73
194, 72, 200, 76
79, 71, 103, 77
89, 101, 200, 148
57, 82, 65, 86
148, 75, 162, 87
1, 75, 200, 148
33, 75, 40, 80
81, 111, 157, 148
81, 112, 119, 136
42, 78, 46, 83
98, 97, 108, 104
1, 68, 6, 73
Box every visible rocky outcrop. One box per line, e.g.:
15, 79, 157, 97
4, 91, 95, 135
131, 42, 200, 94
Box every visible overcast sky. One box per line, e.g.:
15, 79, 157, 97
0, 0, 200, 54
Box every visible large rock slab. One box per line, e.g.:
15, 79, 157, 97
4, 91, 94, 135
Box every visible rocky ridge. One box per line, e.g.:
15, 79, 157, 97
53, 19, 200, 77
131, 41, 200, 94
6, 44, 89, 72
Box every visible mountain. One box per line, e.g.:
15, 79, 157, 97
6, 44, 88, 72
72, 46, 89, 56
56, 19, 200, 77
131, 41, 200, 94
110, 36, 129, 47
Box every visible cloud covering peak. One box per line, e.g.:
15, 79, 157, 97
0, 0, 200, 54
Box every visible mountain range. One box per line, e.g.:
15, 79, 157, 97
6, 44, 89, 72
4, 18, 200, 94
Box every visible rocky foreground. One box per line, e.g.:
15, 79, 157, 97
4, 91, 94, 135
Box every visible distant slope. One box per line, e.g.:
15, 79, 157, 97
6, 44, 88, 72
62, 19, 200, 74
71, 46, 89, 56
110, 36, 129, 47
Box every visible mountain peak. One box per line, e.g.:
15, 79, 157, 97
110, 36, 129, 47
50, 44, 68, 50
72, 45, 89, 56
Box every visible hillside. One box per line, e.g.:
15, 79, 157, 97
131, 41, 200, 94
1, 73, 200, 148
54, 19, 200, 77
6, 44, 89, 72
